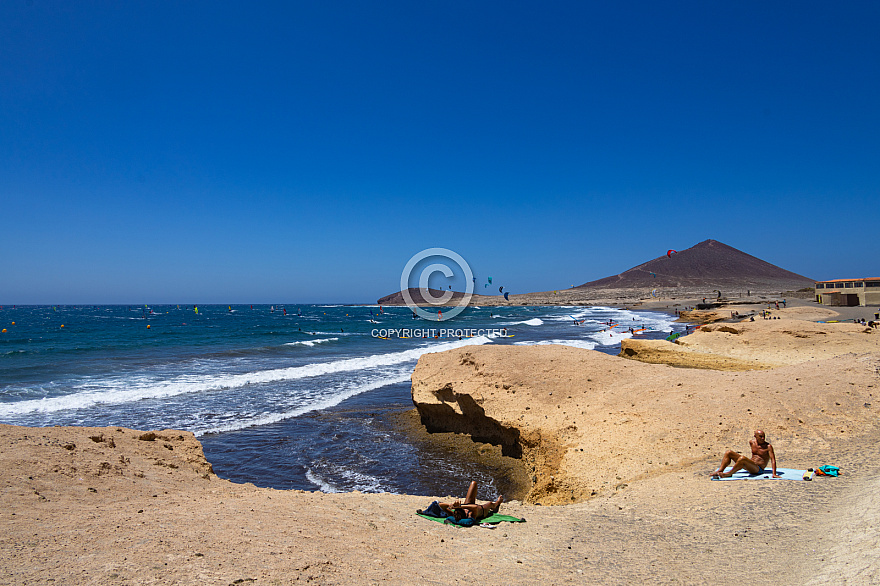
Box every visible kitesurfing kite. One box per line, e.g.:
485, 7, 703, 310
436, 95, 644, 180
499, 286, 503, 294
503, 292, 510, 301
667, 249, 677, 258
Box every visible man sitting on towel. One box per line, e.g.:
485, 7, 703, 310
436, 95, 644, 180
712, 429, 779, 478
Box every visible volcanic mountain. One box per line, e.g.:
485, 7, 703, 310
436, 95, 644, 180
376, 240, 814, 305
576, 239, 814, 291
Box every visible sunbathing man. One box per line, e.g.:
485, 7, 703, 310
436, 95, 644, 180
437, 481, 504, 521
712, 429, 779, 478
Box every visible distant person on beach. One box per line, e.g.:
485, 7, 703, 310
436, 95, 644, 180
431, 481, 504, 521
712, 430, 779, 478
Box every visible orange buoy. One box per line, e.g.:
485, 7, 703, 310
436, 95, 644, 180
11, 322, 14, 325
1, 329, 6, 333
60, 324, 65, 328
147, 325, 151, 329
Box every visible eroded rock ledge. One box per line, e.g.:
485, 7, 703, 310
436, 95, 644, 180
411, 344, 880, 505
620, 317, 880, 370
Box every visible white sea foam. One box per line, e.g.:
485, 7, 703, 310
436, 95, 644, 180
305, 468, 340, 493
0, 336, 492, 417
192, 372, 412, 436
503, 318, 544, 326
306, 464, 385, 494
550, 307, 676, 333
336, 467, 385, 493
283, 337, 338, 347
306, 331, 359, 336
513, 339, 598, 350
587, 329, 632, 345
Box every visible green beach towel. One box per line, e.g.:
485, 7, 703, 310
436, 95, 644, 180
417, 512, 526, 527
481, 513, 526, 524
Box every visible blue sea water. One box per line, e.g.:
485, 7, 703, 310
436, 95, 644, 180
0, 304, 680, 496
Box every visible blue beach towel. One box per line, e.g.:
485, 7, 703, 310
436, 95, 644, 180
711, 467, 811, 481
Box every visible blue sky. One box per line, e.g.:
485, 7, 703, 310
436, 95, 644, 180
1, 1, 877, 304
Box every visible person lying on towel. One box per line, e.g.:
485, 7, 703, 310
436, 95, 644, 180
711, 429, 779, 478
435, 481, 504, 521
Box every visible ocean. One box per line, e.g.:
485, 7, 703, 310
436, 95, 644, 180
0, 304, 680, 497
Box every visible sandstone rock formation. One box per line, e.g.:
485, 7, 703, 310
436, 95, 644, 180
621, 314, 880, 370
411, 339, 879, 505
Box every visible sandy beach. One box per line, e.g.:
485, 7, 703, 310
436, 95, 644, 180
2, 299, 879, 585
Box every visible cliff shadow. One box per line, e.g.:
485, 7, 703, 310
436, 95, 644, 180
416, 393, 523, 459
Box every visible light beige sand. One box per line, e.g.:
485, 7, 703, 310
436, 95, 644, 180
412, 346, 879, 504
2, 306, 878, 585
621, 313, 880, 370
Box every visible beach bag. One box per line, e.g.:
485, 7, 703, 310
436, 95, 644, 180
816, 465, 840, 477
420, 501, 445, 518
